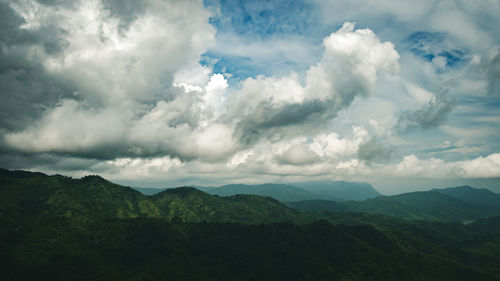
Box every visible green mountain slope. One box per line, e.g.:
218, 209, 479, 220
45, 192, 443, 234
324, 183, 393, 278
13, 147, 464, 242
2, 217, 500, 281
294, 181, 381, 201
3, 168, 500, 280
290, 190, 492, 222
152, 187, 307, 223
434, 185, 500, 213
0, 169, 310, 225
207, 183, 325, 201
0, 169, 161, 223
348, 191, 488, 222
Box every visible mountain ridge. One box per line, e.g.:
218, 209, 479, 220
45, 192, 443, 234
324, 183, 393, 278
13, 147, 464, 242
2, 168, 500, 280
133, 181, 381, 202
289, 188, 500, 222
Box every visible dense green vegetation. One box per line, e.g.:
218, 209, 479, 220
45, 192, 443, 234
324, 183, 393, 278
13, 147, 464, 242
0, 169, 308, 225
152, 186, 307, 223
2, 168, 500, 280
434, 185, 500, 213
289, 189, 500, 222
4, 217, 500, 281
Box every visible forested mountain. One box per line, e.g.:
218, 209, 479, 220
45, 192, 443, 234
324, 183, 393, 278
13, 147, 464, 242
289, 190, 499, 222
434, 185, 500, 213
0, 169, 307, 225
2, 168, 500, 280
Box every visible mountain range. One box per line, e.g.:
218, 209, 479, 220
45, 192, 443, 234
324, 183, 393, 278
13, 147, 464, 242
288, 187, 500, 222
133, 181, 381, 201
2, 168, 500, 280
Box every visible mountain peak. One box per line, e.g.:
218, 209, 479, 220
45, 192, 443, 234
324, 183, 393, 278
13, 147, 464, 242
80, 175, 108, 183
154, 186, 206, 198
433, 185, 500, 211
0, 168, 48, 179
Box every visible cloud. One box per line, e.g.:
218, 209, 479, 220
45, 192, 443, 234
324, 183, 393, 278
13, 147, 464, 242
314, 0, 499, 51
0, 1, 76, 130
233, 98, 333, 145
1, 0, 499, 191
309, 127, 369, 160
101, 0, 147, 33
395, 153, 500, 179
275, 145, 320, 166
1, 0, 219, 161
357, 138, 394, 164
485, 47, 500, 96
396, 94, 455, 131
230, 22, 399, 145
4, 99, 127, 158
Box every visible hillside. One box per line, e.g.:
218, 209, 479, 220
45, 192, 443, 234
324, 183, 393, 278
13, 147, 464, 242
289, 190, 494, 222
3, 217, 499, 281
0, 169, 161, 223
0, 169, 309, 225
434, 186, 500, 213
3, 168, 500, 280
152, 187, 307, 224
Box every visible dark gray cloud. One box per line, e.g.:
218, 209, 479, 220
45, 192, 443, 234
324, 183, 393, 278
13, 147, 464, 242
0, 152, 99, 171
486, 49, 500, 96
234, 98, 335, 145
357, 138, 394, 164
102, 0, 148, 33
396, 94, 455, 132
34, 0, 79, 8
0, 2, 75, 131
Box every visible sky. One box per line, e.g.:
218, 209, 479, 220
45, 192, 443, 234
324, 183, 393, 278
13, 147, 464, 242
0, 0, 499, 194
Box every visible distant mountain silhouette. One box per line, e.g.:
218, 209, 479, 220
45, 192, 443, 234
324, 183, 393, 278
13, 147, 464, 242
132, 187, 168, 195
293, 181, 381, 200
133, 181, 381, 202
207, 183, 325, 201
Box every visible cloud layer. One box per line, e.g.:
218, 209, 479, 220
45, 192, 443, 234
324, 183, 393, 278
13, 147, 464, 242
1, 0, 499, 192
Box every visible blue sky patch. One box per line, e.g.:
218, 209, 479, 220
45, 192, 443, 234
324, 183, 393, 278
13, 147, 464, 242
204, 0, 317, 37
406, 31, 468, 69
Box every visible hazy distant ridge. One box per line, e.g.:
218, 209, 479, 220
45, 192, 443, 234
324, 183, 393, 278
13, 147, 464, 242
134, 181, 381, 202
